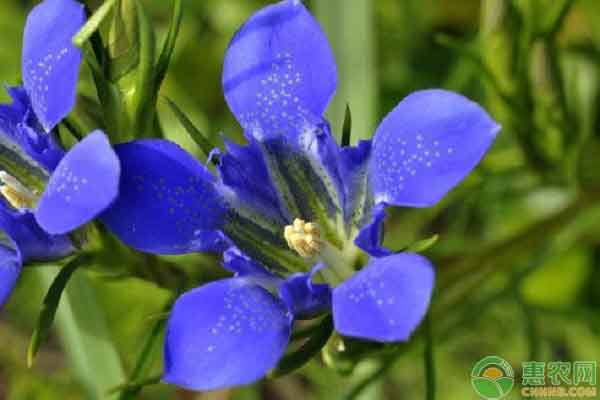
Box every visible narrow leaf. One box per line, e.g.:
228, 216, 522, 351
164, 97, 215, 158
270, 315, 333, 378
27, 254, 91, 367
107, 374, 162, 396
155, 0, 183, 90
406, 234, 439, 253
341, 103, 352, 147
116, 299, 172, 400
34, 266, 126, 400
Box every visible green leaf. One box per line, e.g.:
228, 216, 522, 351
108, 374, 162, 397
155, 0, 183, 90
164, 97, 215, 158
406, 234, 439, 253
34, 267, 126, 400
270, 315, 333, 378
27, 255, 91, 367
341, 103, 352, 147
115, 299, 172, 400
315, 0, 377, 141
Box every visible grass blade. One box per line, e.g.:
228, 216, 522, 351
315, 0, 377, 142
34, 267, 126, 400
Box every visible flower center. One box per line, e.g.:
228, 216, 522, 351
0, 171, 37, 209
284, 218, 322, 258
284, 217, 362, 286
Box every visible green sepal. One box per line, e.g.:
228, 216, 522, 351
27, 254, 93, 367
341, 103, 352, 147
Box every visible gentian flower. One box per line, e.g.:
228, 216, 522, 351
0, 0, 120, 306
101, 0, 500, 390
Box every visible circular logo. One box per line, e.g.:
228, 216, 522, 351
471, 356, 514, 399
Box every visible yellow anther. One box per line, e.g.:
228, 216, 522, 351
0, 171, 36, 210
284, 218, 323, 258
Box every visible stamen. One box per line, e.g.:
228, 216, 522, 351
284, 218, 323, 258
0, 171, 37, 209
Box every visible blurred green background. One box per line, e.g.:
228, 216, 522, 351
1, 0, 600, 399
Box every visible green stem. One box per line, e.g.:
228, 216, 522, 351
117, 299, 171, 400
424, 316, 436, 400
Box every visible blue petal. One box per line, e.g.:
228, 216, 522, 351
279, 268, 331, 319
0, 203, 73, 262
36, 131, 120, 234
253, 122, 345, 226
0, 234, 22, 307
22, 0, 85, 131
354, 203, 392, 257
333, 253, 435, 342
163, 278, 292, 390
0, 86, 64, 171
223, 0, 336, 135
222, 247, 274, 278
218, 138, 289, 224
101, 139, 229, 254
339, 139, 371, 225
368, 90, 500, 207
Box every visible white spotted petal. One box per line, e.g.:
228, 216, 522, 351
22, 0, 85, 131
35, 131, 120, 234
332, 252, 435, 342
164, 278, 292, 390
368, 89, 500, 208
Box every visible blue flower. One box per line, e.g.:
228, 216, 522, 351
0, 0, 121, 307
101, 0, 500, 390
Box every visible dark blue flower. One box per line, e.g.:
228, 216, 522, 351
0, 0, 121, 307
102, 0, 500, 390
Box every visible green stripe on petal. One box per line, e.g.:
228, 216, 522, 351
0, 134, 48, 195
